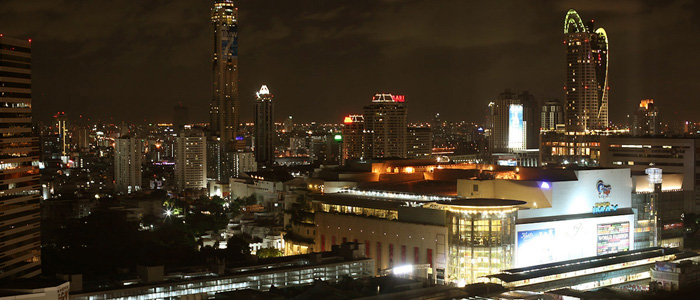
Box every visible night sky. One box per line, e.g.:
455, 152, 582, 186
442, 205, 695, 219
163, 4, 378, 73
2, 0, 700, 125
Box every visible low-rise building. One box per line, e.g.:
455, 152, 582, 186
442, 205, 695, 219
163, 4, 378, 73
651, 259, 700, 291
70, 243, 374, 300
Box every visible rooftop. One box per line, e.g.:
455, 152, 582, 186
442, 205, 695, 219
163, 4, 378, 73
487, 247, 689, 283
436, 198, 527, 207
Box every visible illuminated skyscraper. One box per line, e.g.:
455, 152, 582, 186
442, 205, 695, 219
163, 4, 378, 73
254, 85, 274, 166
342, 115, 365, 163
363, 94, 407, 158
175, 130, 207, 191
210, 0, 239, 146
114, 135, 142, 194
54, 111, 68, 156
489, 90, 537, 153
631, 99, 660, 136
0, 36, 41, 278
564, 9, 609, 131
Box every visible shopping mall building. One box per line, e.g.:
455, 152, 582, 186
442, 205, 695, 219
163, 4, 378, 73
309, 166, 680, 286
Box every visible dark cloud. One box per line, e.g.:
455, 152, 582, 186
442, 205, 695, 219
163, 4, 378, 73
1, 0, 699, 125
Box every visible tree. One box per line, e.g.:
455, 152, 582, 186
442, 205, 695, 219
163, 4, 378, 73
226, 236, 251, 261
256, 248, 283, 259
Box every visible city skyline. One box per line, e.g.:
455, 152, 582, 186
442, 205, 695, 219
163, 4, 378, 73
2, 1, 699, 126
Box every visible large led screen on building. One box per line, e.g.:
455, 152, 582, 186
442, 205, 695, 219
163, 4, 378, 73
517, 228, 556, 267
508, 104, 524, 150
515, 213, 635, 268
597, 222, 630, 255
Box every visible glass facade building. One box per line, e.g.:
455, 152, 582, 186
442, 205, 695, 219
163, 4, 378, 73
426, 200, 519, 286
0, 36, 41, 278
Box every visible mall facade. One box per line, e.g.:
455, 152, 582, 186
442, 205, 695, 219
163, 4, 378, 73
309, 166, 677, 286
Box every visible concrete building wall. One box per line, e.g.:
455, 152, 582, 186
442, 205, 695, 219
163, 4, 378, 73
314, 212, 446, 273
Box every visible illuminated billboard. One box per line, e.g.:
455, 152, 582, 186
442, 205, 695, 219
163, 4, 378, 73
515, 213, 634, 267
508, 104, 524, 150
597, 222, 630, 255
517, 229, 556, 266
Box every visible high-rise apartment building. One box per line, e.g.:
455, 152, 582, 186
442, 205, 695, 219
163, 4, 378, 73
206, 136, 223, 181
175, 131, 207, 191
407, 127, 432, 158
210, 0, 239, 146
564, 9, 609, 131
228, 151, 256, 178
254, 85, 274, 166
73, 125, 90, 153
489, 89, 537, 153
0, 36, 42, 278
342, 115, 365, 163
541, 99, 564, 131
114, 135, 142, 194
310, 134, 343, 165
632, 99, 660, 136
363, 94, 407, 158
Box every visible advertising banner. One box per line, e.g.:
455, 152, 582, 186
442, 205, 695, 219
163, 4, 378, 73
597, 222, 630, 255
517, 228, 556, 266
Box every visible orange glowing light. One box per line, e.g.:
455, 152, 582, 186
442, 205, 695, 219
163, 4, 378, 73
343, 116, 352, 124
639, 99, 654, 109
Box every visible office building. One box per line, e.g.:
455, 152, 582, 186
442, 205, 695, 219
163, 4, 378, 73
210, 0, 239, 146
342, 115, 364, 163
541, 99, 564, 131
489, 90, 537, 153
114, 135, 142, 194
175, 131, 207, 191
630, 168, 686, 249
363, 94, 407, 158
254, 85, 274, 166
0, 35, 42, 278
564, 9, 609, 131
599, 136, 700, 213
407, 127, 432, 158
538, 129, 635, 166
632, 99, 660, 136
